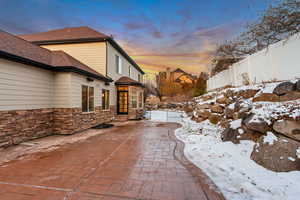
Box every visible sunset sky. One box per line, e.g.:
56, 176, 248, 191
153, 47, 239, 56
0, 0, 277, 75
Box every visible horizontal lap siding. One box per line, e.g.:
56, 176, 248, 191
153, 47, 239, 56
53, 73, 71, 108
0, 58, 54, 111
41, 42, 107, 75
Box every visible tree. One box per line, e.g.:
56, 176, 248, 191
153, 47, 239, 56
212, 0, 300, 74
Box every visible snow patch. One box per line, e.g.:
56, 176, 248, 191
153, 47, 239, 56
263, 132, 278, 145
230, 119, 242, 129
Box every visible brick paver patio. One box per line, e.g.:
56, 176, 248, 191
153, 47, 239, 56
0, 121, 225, 200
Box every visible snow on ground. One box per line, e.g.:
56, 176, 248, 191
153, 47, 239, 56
149, 110, 300, 200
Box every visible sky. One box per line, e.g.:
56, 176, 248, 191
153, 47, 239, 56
0, 0, 277, 75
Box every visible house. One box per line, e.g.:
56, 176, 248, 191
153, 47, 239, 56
157, 67, 196, 86
0, 27, 145, 147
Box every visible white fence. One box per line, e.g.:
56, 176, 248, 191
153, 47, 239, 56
207, 33, 300, 90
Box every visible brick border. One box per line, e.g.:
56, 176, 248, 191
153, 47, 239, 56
169, 123, 226, 200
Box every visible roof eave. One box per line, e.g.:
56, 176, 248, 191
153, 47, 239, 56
32, 37, 109, 45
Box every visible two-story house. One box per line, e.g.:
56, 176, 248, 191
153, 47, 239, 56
0, 27, 145, 147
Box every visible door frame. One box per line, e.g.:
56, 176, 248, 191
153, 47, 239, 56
117, 90, 129, 115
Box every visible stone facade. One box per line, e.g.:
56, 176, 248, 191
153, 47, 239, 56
53, 106, 115, 135
0, 106, 116, 148
0, 108, 53, 147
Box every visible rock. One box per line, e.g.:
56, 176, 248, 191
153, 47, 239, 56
273, 120, 300, 140
296, 80, 300, 91
224, 89, 234, 98
221, 127, 262, 144
219, 118, 230, 129
279, 91, 300, 102
273, 81, 295, 96
183, 105, 194, 113
224, 107, 234, 119
216, 96, 231, 105
209, 114, 222, 124
192, 116, 205, 123
197, 110, 211, 120
243, 114, 270, 133
238, 89, 260, 99
202, 95, 214, 101
196, 103, 211, 110
211, 104, 224, 114
253, 93, 280, 102
251, 135, 300, 172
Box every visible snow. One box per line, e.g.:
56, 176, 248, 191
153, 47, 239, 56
263, 132, 278, 145
150, 111, 300, 200
230, 119, 242, 129
297, 148, 300, 159
288, 157, 296, 162
174, 116, 300, 200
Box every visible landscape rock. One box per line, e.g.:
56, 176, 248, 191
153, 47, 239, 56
273, 81, 295, 96
243, 114, 270, 133
224, 107, 235, 119
216, 96, 231, 105
279, 91, 300, 102
196, 103, 212, 110
211, 104, 224, 114
296, 80, 300, 91
209, 114, 222, 124
238, 89, 259, 99
251, 135, 300, 172
273, 120, 300, 140
197, 110, 211, 120
253, 93, 280, 102
221, 127, 262, 144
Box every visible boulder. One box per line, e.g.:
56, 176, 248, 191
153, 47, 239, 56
216, 96, 231, 105
209, 114, 222, 124
273, 120, 300, 140
197, 109, 211, 120
224, 107, 235, 119
238, 89, 260, 99
279, 91, 300, 102
224, 89, 234, 98
243, 114, 270, 133
253, 93, 280, 102
219, 118, 230, 129
273, 81, 295, 96
221, 127, 262, 144
196, 103, 211, 110
296, 80, 300, 91
211, 104, 224, 114
251, 135, 300, 172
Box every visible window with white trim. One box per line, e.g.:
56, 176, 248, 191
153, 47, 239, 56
82, 85, 94, 112
115, 55, 122, 74
131, 91, 137, 109
102, 89, 110, 110
129, 66, 131, 77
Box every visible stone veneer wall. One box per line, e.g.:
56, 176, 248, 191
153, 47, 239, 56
53, 106, 116, 135
0, 106, 116, 148
0, 109, 53, 147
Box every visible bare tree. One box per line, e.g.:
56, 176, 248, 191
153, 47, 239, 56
212, 0, 300, 75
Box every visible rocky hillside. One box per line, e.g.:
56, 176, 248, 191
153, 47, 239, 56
185, 81, 300, 172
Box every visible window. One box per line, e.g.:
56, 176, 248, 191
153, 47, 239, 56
115, 55, 122, 74
82, 85, 94, 112
131, 91, 137, 109
138, 74, 143, 82
139, 91, 143, 108
128, 66, 131, 77
102, 89, 110, 110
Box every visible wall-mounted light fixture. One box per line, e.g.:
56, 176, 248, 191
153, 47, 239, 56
86, 77, 94, 82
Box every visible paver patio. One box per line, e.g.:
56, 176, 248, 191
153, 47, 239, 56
0, 121, 224, 200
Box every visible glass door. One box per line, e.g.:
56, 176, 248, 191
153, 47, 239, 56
117, 91, 128, 114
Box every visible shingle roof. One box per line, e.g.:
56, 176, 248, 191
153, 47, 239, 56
0, 29, 111, 82
19, 26, 109, 44
115, 76, 144, 87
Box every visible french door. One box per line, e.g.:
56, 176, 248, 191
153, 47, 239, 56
117, 91, 128, 114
